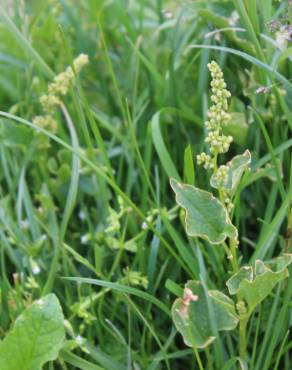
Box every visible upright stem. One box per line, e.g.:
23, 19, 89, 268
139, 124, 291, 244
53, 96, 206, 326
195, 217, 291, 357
223, 240, 239, 273
206, 347, 214, 370
239, 317, 248, 359
193, 347, 204, 370
230, 238, 239, 271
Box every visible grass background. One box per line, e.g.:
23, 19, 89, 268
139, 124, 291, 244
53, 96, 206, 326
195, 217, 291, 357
0, 0, 291, 369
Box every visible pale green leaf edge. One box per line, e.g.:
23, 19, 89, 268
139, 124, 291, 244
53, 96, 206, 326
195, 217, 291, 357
170, 178, 238, 244
172, 281, 238, 349
226, 254, 292, 297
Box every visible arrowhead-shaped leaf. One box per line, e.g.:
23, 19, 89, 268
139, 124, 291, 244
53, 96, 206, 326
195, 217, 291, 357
210, 150, 251, 191
0, 294, 65, 370
172, 281, 238, 348
226, 254, 292, 313
170, 178, 237, 244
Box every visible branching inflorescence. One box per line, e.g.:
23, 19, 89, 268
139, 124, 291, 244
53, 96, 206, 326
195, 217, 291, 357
197, 61, 232, 165
33, 54, 89, 133
198, 61, 238, 213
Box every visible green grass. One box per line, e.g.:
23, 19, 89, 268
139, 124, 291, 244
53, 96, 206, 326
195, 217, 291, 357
0, 0, 291, 369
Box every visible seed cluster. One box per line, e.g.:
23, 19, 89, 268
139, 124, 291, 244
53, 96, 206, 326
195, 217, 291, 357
197, 61, 235, 213
211, 165, 228, 187
197, 61, 233, 169
33, 54, 89, 133
236, 300, 247, 315
196, 152, 213, 170
32, 115, 58, 132
222, 189, 234, 213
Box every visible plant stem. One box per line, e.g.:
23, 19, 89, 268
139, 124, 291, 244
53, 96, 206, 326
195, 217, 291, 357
206, 347, 214, 370
223, 241, 237, 273
193, 347, 204, 370
239, 317, 248, 359
230, 238, 239, 271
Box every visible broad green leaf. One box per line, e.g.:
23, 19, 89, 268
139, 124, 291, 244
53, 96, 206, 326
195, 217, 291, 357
226, 266, 253, 295
170, 178, 237, 244
1, 121, 33, 148
172, 281, 238, 348
208, 290, 238, 318
0, 294, 65, 370
210, 150, 251, 191
226, 254, 292, 312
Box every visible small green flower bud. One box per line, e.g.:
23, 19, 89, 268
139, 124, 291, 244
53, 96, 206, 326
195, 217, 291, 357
236, 300, 247, 316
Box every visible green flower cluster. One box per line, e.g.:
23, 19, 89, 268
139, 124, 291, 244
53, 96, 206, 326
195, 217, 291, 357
211, 164, 228, 187
196, 152, 213, 170
222, 189, 234, 213
33, 54, 89, 133
197, 61, 233, 169
32, 115, 58, 133
41, 53, 89, 112
197, 61, 237, 213
212, 165, 234, 212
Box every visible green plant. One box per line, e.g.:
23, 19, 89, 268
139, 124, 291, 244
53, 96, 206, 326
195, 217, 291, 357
0, 0, 291, 369
170, 61, 292, 365
0, 294, 65, 370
